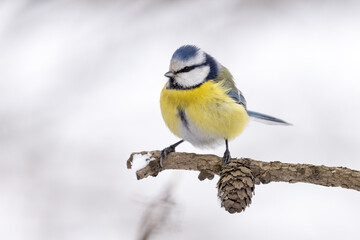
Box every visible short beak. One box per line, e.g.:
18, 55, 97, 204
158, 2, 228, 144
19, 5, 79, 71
164, 71, 174, 78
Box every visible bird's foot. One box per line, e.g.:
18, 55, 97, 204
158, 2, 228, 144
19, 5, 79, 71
160, 145, 176, 167
222, 149, 231, 165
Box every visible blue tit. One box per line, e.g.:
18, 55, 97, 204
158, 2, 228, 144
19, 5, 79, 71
160, 45, 290, 166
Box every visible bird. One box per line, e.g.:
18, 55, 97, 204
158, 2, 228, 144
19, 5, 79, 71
159, 45, 290, 167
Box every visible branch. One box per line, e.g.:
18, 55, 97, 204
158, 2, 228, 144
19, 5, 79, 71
127, 151, 360, 213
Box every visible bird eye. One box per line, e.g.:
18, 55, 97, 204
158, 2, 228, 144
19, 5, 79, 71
183, 66, 191, 72
175, 65, 195, 74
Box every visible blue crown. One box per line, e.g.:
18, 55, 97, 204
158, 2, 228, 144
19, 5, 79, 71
172, 45, 200, 61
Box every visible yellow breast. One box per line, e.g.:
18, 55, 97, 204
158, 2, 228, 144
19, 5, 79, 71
160, 81, 248, 146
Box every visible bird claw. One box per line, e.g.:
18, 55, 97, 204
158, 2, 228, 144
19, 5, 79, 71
222, 150, 231, 165
160, 145, 176, 167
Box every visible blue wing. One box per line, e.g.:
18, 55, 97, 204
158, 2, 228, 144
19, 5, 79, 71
216, 67, 289, 125
226, 87, 291, 125
227, 89, 247, 108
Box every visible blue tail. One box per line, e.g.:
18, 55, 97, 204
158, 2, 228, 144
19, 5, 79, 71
247, 110, 291, 125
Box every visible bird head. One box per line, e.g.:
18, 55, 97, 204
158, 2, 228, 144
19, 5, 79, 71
165, 45, 219, 89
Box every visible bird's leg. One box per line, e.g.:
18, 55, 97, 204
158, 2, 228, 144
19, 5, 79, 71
222, 139, 231, 165
160, 140, 184, 167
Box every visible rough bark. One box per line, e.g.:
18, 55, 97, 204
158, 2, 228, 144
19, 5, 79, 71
127, 151, 360, 213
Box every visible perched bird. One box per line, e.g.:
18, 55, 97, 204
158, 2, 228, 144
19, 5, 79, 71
160, 45, 290, 166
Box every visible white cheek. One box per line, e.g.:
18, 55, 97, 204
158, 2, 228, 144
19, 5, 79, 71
175, 66, 210, 88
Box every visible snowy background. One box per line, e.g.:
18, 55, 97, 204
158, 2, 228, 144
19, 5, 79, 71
1, 0, 360, 239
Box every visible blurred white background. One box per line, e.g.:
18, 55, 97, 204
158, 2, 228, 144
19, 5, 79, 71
1, 0, 360, 239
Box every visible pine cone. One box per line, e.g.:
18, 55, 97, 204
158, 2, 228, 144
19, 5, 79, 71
217, 162, 255, 213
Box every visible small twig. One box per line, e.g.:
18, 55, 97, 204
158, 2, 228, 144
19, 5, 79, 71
137, 180, 178, 240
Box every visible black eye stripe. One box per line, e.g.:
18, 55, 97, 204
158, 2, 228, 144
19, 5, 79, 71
175, 62, 208, 74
